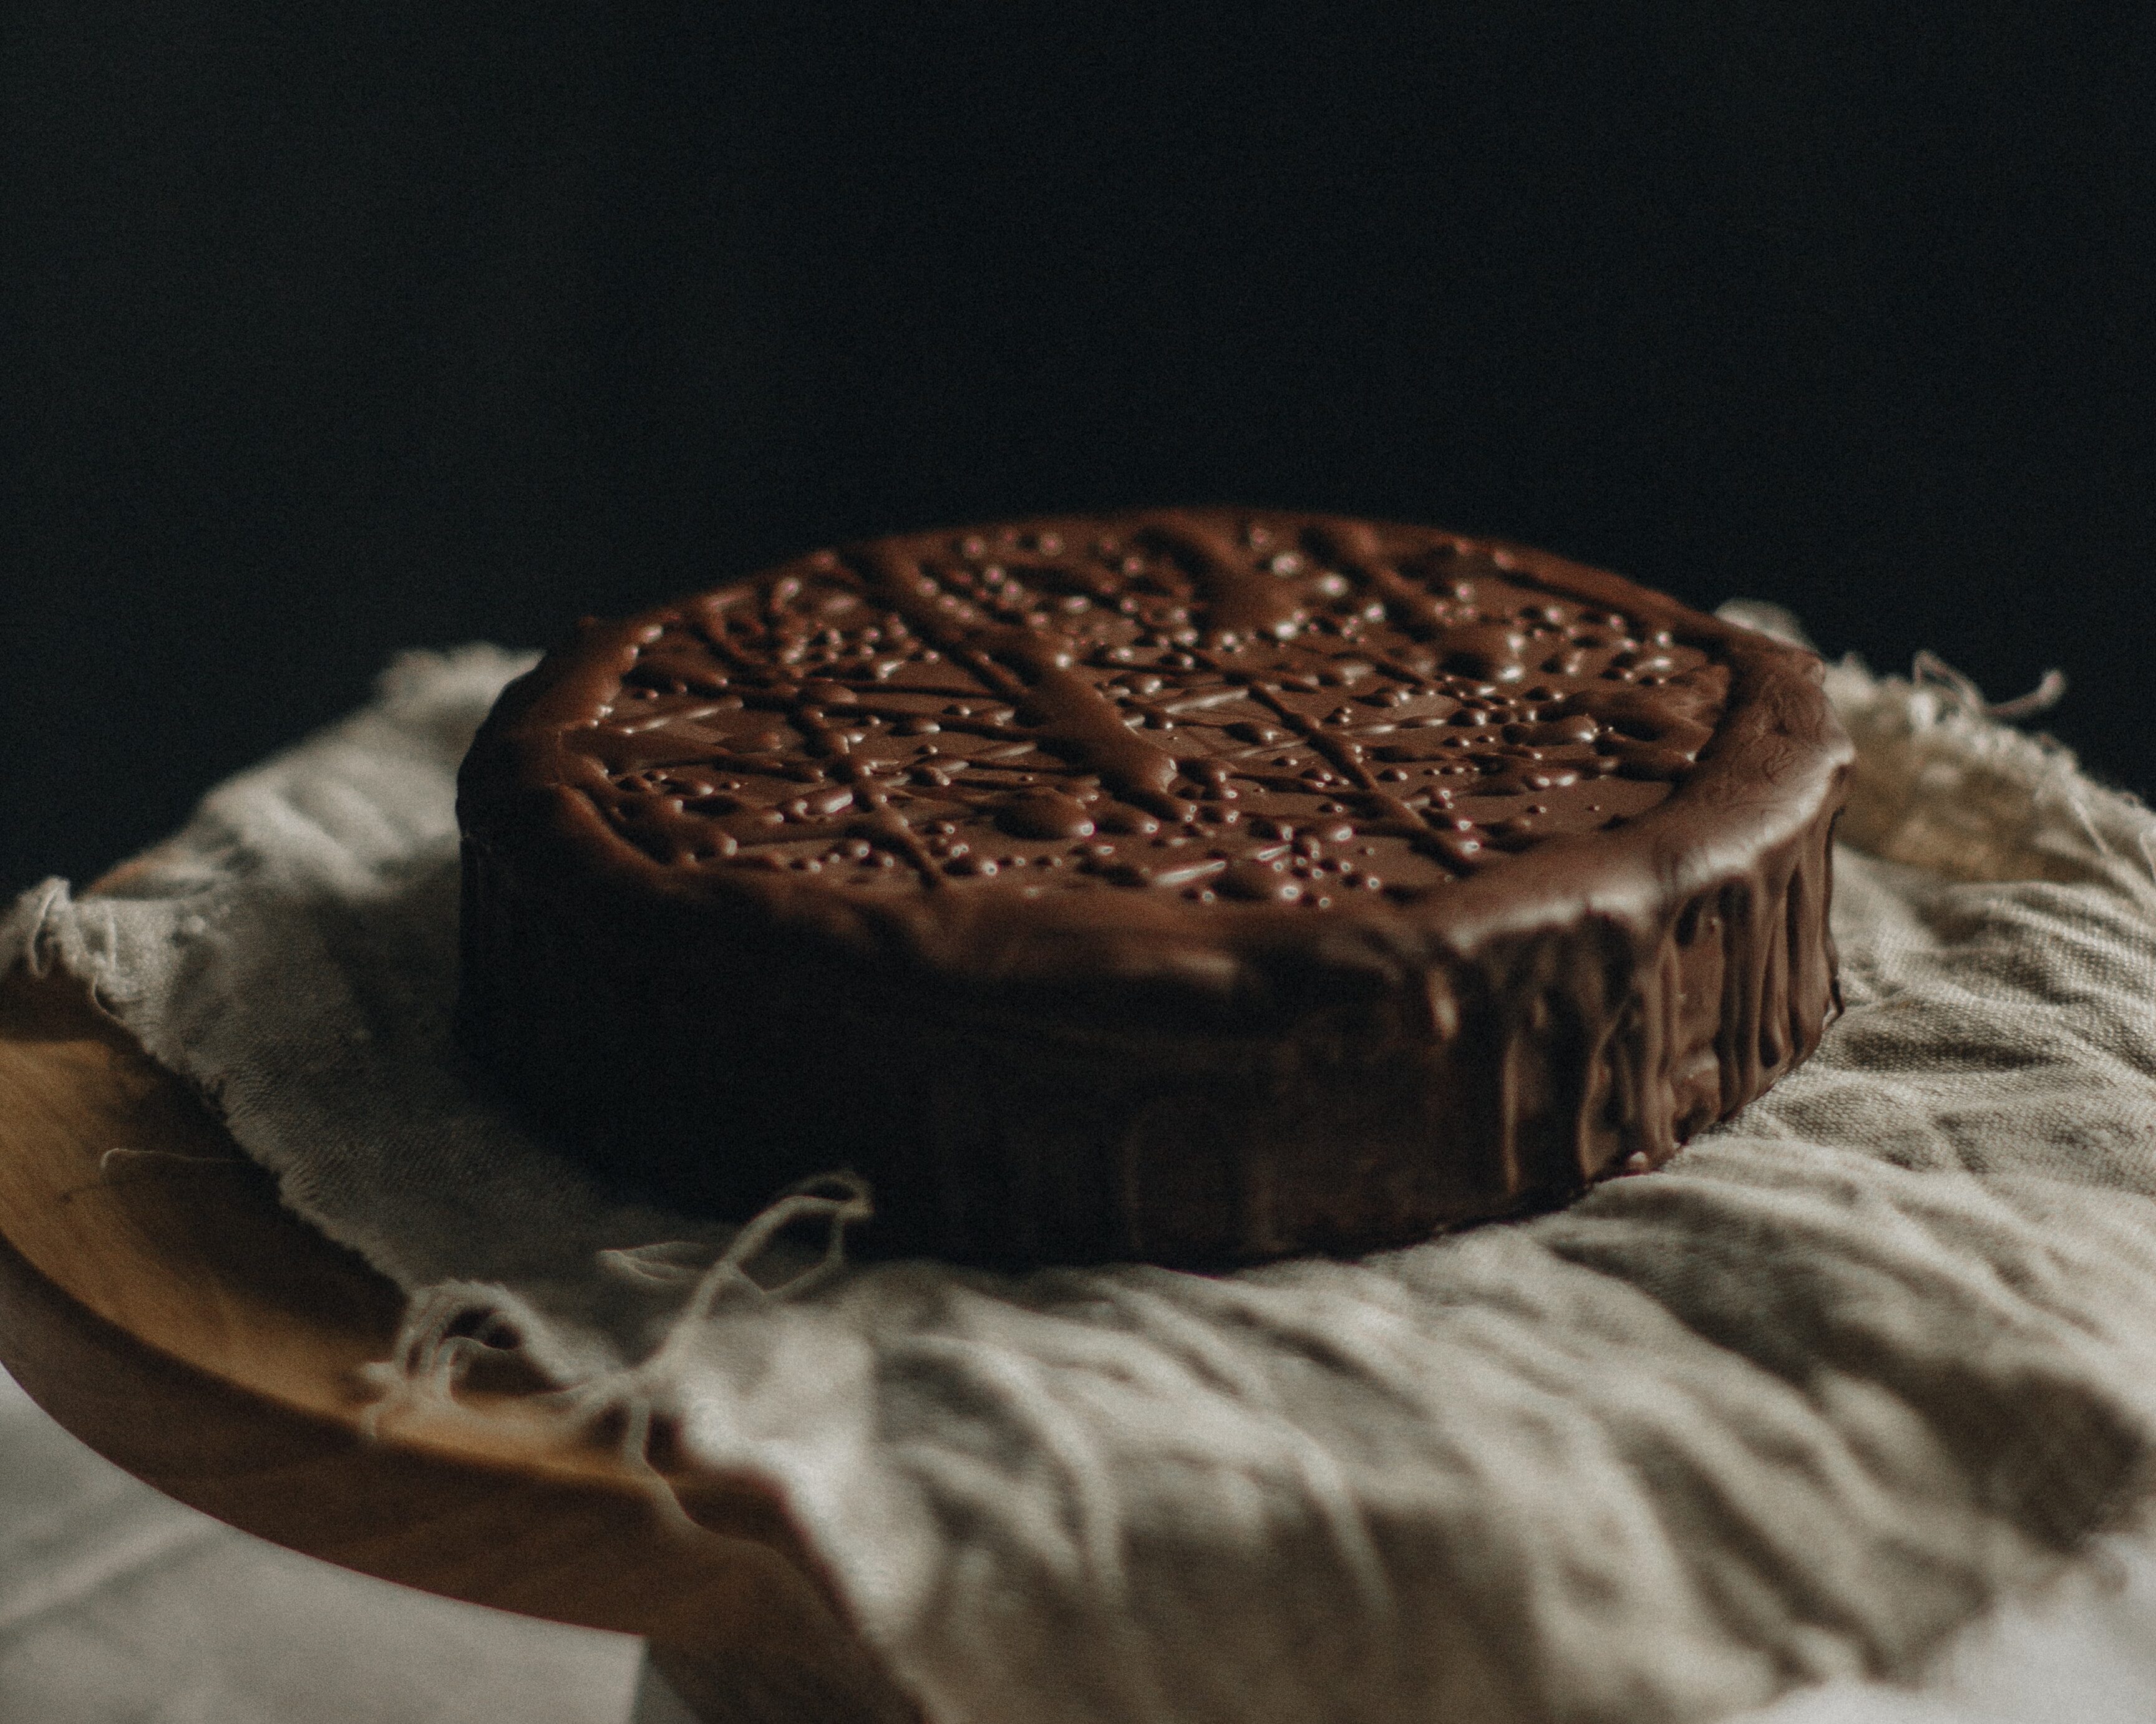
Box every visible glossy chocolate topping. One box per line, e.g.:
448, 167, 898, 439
550, 517, 1720, 906
458, 510, 1852, 1266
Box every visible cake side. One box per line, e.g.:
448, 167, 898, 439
457, 770, 1839, 1263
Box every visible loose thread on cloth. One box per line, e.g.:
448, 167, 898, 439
1910, 649, 2068, 722
357, 1173, 875, 1538
1822, 647, 2155, 898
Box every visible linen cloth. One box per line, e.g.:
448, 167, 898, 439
13, 1366, 2156, 1724
6, 617, 2156, 1724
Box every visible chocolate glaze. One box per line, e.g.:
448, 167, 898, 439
457, 510, 1852, 1266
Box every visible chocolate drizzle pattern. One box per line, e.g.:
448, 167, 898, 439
457, 510, 1853, 1267
562, 515, 1728, 906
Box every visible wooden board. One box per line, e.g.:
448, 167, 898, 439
0, 964, 916, 1723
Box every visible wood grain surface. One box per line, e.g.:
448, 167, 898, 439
0, 964, 917, 1724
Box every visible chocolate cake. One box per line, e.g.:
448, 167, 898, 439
456, 510, 1852, 1266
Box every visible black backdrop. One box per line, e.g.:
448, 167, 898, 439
6, 4, 2152, 893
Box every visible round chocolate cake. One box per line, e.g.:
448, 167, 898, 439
457, 510, 1851, 1266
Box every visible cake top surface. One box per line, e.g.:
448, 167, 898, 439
464, 509, 1845, 962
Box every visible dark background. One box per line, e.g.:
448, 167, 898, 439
6, 4, 2152, 893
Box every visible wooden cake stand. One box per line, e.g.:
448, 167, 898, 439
0, 959, 918, 1724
